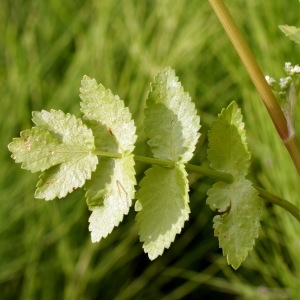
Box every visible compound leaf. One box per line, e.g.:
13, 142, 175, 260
279, 25, 300, 44
136, 164, 190, 260
207, 179, 262, 270
9, 110, 98, 200
145, 67, 200, 163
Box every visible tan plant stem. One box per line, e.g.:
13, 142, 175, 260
208, 0, 300, 175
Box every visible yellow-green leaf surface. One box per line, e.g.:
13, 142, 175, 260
136, 165, 190, 260
79, 76, 137, 242
88, 155, 136, 242
8, 110, 98, 200
207, 101, 262, 269
145, 67, 200, 163
207, 179, 261, 269
207, 101, 250, 178
8, 127, 65, 172
80, 75, 137, 153
279, 25, 300, 44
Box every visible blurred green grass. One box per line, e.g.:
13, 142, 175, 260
1, 0, 300, 299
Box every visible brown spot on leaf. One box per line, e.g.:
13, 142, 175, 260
108, 128, 114, 136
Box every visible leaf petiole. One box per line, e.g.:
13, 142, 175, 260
94, 150, 234, 182
255, 186, 300, 222
94, 149, 300, 223
94, 150, 122, 159
185, 164, 233, 183
134, 155, 175, 168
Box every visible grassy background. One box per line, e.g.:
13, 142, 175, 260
1, 0, 300, 299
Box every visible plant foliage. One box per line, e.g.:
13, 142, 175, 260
279, 25, 300, 44
207, 102, 262, 269
8, 67, 264, 268
135, 67, 200, 259
79, 76, 137, 241
9, 110, 98, 200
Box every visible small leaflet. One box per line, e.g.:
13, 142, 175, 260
136, 165, 190, 260
144, 66, 200, 162
136, 67, 200, 259
79, 76, 137, 242
8, 127, 65, 172
207, 179, 261, 270
88, 155, 136, 242
79, 75, 137, 153
8, 110, 98, 200
207, 101, 262, 269
207, 102, 250, 178
279, 25, 300, 44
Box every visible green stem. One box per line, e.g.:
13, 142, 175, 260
134, 155, 175, 168
185, 163, 233, 183
94, 150, 300, 221
255, 186, 300, 222
95, 150, 233, 182
208, 0, 300, 175
134, 155, 234, 182
94, 150, 122, 159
